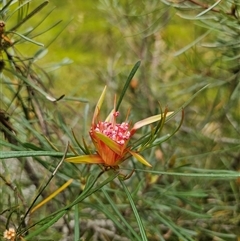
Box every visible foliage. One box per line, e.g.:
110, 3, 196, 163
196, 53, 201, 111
0, 0, 240, 241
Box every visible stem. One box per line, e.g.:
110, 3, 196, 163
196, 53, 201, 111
187, 0, 236, 17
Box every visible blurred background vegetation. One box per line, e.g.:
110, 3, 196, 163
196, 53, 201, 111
0, 0, 239, 240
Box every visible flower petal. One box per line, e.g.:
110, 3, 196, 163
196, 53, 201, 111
129, 150, 152, 167
65, 154, 104, 164
131, 112, 173, 132
94, 132, 123, 155
92, 86, 107, 124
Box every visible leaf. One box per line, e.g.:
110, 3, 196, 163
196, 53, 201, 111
101, 189, 142, 241
74, 203, 80, 241
9, 1, 49, 31
30, 179, 73, 214
131, 112, 173, 132
196, 0, 222, 17
129, 150, 152, 167
174, 30, 211, 56
120, 179, 148, 241
116, 61, 141, 111
24, 211, 67, 240
92, 86, 107, 123
5, 67, 63, 102
9, 31, 44, 46
65, 154, 104, 164
0, 151, 64, 159
133, 169, 240, 179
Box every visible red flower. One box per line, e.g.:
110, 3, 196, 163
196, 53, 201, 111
66, 86, 172, 167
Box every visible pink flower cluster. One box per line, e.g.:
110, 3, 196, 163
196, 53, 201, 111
91, 111, 130, 146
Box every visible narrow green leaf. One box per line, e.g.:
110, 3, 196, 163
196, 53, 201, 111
132, 112, 173, 131
22, 171, 118, 238
24, 210, 66, 240
30, 19, 63, 40
0, 0, 14, 16
6, 0, 31, 22
134, 169, 240, 179
154, 212, 194, 241
198, 228, 237, 239
32, 48, 48, 61
0, 151, 64, 159
120, 179, 148, 241
0, 140, 22, 151
102, 189, 142, 241
165, 84, 209, 122
174, 30, 211, 56
74, 204, 80, 241
86, 200, 136, 240
116, 61, 141, 111
71, 170, 118, 205
5, 67, 62, 101
9, 30, 44, 46
44, 18, 73, 48
129, 150, 152, 167
22, 143, 43, 151
65, 155, 103, 164
196, 0, 222, 17
92, 86, 107, 123
23, 6, 57, 37
9, 1, 49, 31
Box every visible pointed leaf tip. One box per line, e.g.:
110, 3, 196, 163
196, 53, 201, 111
129, 150, 152, 167
132, 112, 173, 132
92, 86, 107, 123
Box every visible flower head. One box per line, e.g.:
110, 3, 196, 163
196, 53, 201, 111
89, 110, 131, 166
3, 228, 16, 241
66, 86, 172, 168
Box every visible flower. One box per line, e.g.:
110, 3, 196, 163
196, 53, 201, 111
66, 86, 172, 168
3, 228, 16, 241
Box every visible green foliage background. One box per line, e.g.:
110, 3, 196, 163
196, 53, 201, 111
0, 0, 239, 240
